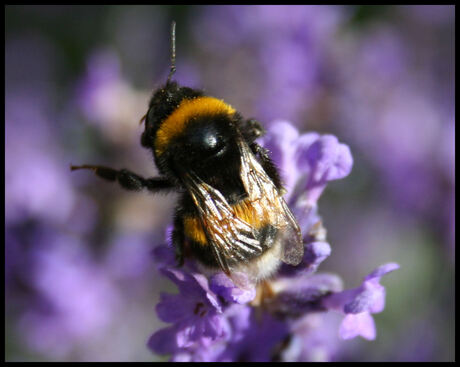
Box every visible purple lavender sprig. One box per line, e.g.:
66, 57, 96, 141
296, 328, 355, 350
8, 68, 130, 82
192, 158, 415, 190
148, 121, 398, 362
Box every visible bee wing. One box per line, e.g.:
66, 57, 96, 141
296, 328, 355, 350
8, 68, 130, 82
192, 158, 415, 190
183, 172, 264, 275
237, 139, 304, 266
277, 198, 305, 265
182, 138, 304, 278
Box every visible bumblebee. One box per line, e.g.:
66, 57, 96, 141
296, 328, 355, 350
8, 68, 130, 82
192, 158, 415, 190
72, 22, 303, 286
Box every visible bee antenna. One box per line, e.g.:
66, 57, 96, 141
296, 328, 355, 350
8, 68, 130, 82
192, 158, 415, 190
166, 20, 176, 85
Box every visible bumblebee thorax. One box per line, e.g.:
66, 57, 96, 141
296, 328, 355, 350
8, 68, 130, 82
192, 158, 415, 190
143, 82, 242, 182
154, 96, 236, 157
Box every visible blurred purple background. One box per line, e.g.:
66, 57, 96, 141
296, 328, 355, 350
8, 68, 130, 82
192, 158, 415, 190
5, 5, 454, 361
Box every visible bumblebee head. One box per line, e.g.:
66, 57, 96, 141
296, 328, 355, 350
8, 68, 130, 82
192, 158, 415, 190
140, 21, 241, 184
143, 87, 241, 180
141, 81, 202, 147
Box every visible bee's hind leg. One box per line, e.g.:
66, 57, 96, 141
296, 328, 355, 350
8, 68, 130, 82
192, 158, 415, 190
70, 164, 173, 193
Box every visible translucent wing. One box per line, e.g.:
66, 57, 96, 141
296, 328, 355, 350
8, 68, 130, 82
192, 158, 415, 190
237, 139, 304, 266
183, 171, 264, 275
182, 137, 304, 279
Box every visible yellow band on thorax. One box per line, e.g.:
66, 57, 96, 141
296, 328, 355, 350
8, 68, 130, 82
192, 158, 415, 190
154, 96, 236, 155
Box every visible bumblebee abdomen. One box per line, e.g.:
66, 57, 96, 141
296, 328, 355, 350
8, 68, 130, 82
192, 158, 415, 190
183, 215, 207, 246
183, 197, 271, 245
182, 198, 277, 268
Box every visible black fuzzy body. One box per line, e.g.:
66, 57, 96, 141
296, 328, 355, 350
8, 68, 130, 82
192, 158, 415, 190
140, 81, 284, 268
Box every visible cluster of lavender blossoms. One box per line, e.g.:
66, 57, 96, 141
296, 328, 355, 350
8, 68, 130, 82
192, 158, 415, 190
148, 121, 399, 362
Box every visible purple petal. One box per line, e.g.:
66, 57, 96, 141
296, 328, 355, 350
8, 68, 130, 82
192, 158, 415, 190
303, 135, 353, 196
294, 132, 326, 172
339, 313, 376, 340
364, 262, 400, 283
148, 326, 179, 355
218, 310, 289, 362
210, 272, 256, 304
283, 312, 343, 362
260, 121, 353, 205
202, 314, 230, 340
303, 241, 331, 272
161, 267, 188, 287
369, 285, 386, 314
192, 272, 222, 311
156, 293, 192, 323
343, 282, 384, 314
160, 268, 221, 312
175, 314, 229, 348
279, 240, 331, 277
261, 120, 300, 158
151, 243, 176, 268
289, 200, 321, 233
178, 339, 228, 362
322, 263, 399, 315
151, 226, 177, 267
270, 273, 343, 316
223, 304, 252, 342
285, 134, 352, 203
322, 287, 361, 312
259, 120, 302, 192
176, 325, 198, 348
171, 352, 192, 362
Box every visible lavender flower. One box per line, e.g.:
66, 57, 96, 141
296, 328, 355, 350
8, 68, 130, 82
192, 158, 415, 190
193, 5, 345, 123
6, 36, 162, 361
15, 230, 122, 359
333, 14, 454, 252
148, 121, 398, 361
151, 268, 227, 350
6, 5, 451, 362
323, 262, 400, 340
280, 312, 343, 362
75, 50, 151, 146
5, 91, 77, 226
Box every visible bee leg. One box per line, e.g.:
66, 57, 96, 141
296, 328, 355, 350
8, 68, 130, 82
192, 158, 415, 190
241, 119, 281, 187
172, 212, 185, 267
250, 143, 283, 190
241, 118, 266, 143
70, 164, 173, 193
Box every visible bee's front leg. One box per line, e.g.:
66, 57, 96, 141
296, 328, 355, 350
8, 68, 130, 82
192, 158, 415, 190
241, 118, 266, 143
70, 164, 173, 193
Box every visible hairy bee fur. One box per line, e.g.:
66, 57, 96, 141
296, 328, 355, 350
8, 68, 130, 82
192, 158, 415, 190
71, 22, 303, 286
